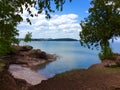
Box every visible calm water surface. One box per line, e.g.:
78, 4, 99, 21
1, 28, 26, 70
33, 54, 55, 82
20, 41, 120, 78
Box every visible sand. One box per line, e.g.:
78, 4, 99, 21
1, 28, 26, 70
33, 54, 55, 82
8, 64, 47, 85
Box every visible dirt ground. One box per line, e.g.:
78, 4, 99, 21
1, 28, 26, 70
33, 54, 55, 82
29, 62, 120, 90
1, 60, 120, 90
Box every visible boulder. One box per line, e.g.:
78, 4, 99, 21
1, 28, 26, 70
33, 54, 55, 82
20, 45, 33, 51
29, 49, 42, 58
28, 50, 47, 59
39, 51, 47, 59
46, 54, 57, 61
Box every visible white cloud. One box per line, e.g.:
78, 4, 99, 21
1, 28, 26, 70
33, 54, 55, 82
17, 7, 81, 39
85, 10, 89, 14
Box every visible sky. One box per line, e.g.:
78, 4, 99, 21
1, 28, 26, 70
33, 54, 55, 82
17, 0, 91, 39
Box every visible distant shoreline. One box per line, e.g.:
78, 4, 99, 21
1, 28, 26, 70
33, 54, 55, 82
18, 38, 79, 41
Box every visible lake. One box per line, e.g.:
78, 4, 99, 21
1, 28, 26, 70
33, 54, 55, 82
20, 41, 120, 78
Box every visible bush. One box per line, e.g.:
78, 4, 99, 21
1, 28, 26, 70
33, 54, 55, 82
99, 46, 115, 60
0, 60, 5, 72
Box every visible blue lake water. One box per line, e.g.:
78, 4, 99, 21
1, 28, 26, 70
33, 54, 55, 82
20, 41, 120, 78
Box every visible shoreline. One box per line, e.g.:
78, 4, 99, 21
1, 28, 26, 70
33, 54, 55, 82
8, 59, 116, 86
1, 55, 120, 90
2, 45, 120, 90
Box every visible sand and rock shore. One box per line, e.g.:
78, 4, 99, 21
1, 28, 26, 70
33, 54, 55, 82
0, 45, 57, 89
1, 46, 120, 90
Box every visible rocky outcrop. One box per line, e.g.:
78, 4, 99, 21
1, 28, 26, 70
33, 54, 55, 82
0, 45, 57, 90
0, 45, 58, 90
2, 45, 57, 67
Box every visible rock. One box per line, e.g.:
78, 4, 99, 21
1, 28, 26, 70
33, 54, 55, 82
9, 61, 28, 65
29, 50, 47, 59
20, 45, 33, 51
39, 52, 47, 59
29, 49, 42, 58
47, 54, 57, 61
2, 45, 57, 67
104, 63, 116, 67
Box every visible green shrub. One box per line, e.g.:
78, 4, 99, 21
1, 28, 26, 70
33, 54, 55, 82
99, 46, 115, 60
0, 60, 5, 72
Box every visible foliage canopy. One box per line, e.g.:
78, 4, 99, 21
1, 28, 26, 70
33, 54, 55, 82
0, 0, 72, 55
80, 0, 120, 59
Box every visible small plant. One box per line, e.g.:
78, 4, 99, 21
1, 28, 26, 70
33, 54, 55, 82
24, 32, 32, 45
99, 46, 115, 60
0, 59, 5, 72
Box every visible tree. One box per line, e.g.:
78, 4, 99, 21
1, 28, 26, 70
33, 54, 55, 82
0, 0, 72, 56
80, 0, 120, 60
24, 32, 32, 44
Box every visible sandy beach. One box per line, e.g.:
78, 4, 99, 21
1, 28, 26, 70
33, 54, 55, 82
8, 64, 47, 85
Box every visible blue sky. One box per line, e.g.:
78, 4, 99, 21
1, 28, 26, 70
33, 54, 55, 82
56, 0, 90, 20
17, 0, 91, 39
